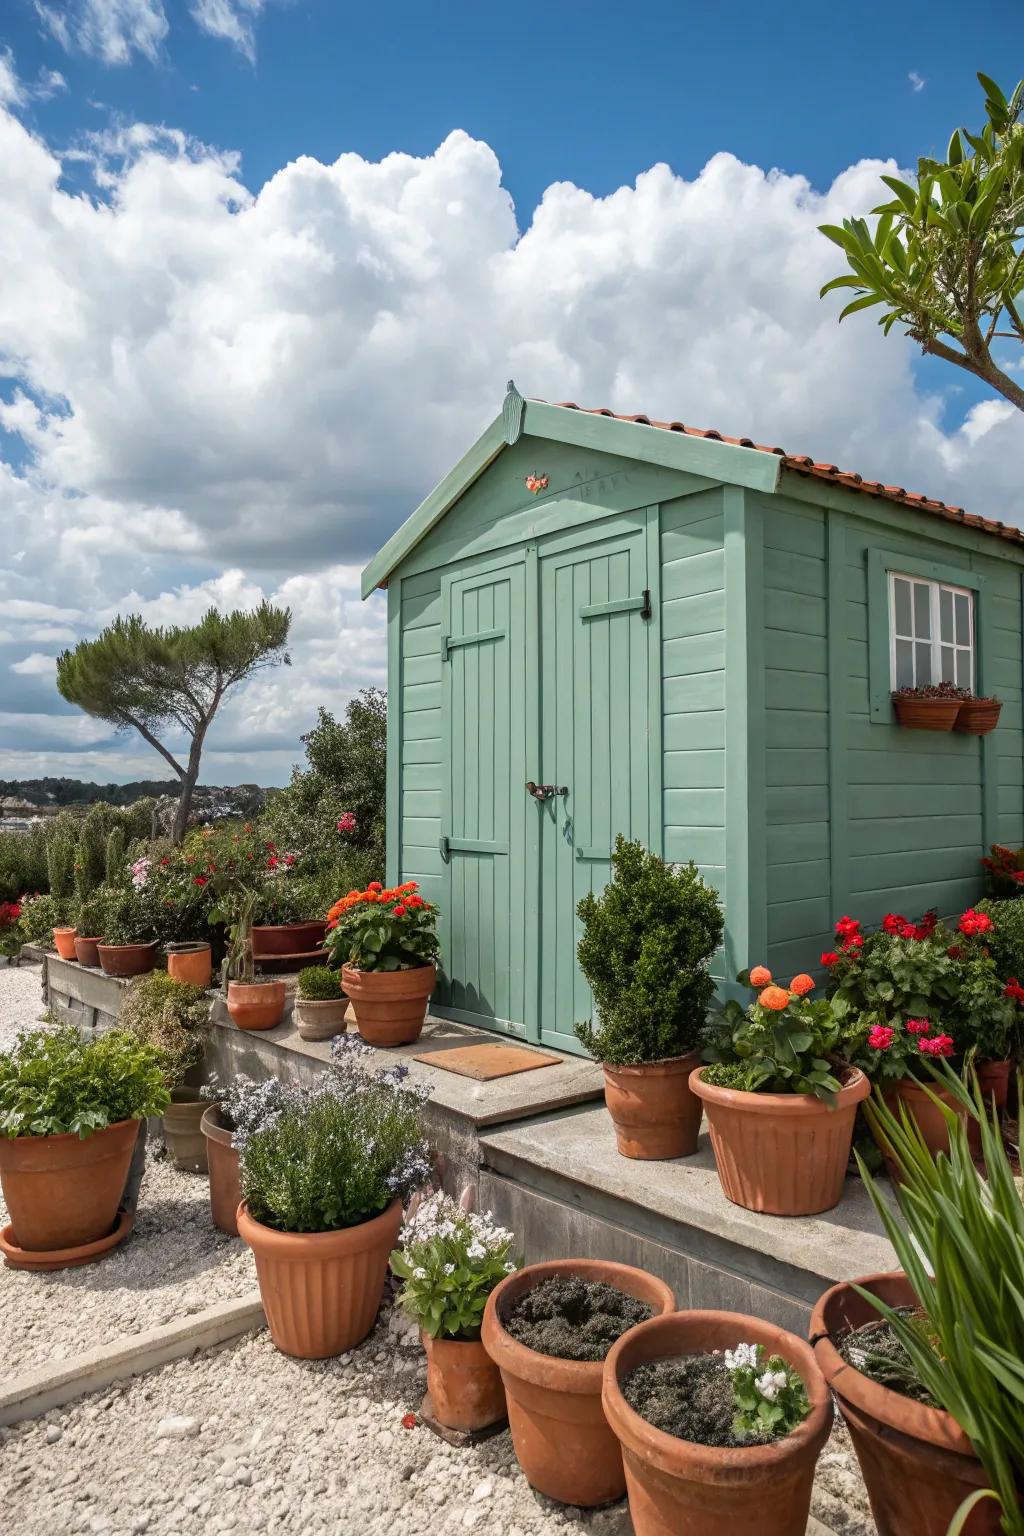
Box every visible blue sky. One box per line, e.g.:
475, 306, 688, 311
0, 0, 1021, 784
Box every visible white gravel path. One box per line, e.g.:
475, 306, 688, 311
0, 961, 48, 1052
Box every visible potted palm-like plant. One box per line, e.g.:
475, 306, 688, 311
574, 838, 724, 1160
325, 881, 440, 1046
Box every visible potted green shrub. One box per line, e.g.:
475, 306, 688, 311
72, 887, 111, 967
236, 1035, 431, 1357
0, 1025, 169, 1268
573, 837, 724, 1160
293, 964, 347, 1041
326, 880, 440, 1046
692, 967, 869, 1214
391, 1190, 516, 1434
96, 882, 160, 977
119, 971, 211, 1171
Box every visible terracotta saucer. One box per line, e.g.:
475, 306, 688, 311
0, 1208, 135, 1271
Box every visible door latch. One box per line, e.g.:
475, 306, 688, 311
525, 782, 568, 802
640, 588, 652, 621
439, 835, 450, 863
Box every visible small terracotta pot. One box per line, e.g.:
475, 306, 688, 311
342, 964, 436, 1047
163, 1088, 209, 1173
810, 1273, 1002, 1535
0, 1117, 140, 1253
201, 1103, 240, 1235
482, 1257, 676, 1507
892, 697, 961, 731
237, 1198, 402, 1358
604, 1309, 832, 1536
226, 979, 286, 1031
97, 941, 158, 978
879, 1079, 966, 1172
954, 699, 1002, 735
52, 926, 78, 960
73, 935, 103, 968
294, 995, 348, 1042
602, 1052, 703, 1160
422, 1332, 507, 1432
166, 942, 212, 989
690, 1066, 870, 1215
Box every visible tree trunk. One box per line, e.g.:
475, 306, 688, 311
170, 729, 207, 845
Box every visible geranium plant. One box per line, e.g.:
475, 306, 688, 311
390, 1191, 517, 1340
982, 842, 1024, 899
701, 968, 844, 1102
325, 880, 440, 972
0, 898, 22, 957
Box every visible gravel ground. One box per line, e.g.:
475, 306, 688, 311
0, 1306, 877, 1536
0, 960, 47, 1051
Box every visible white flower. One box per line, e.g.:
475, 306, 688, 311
724, 1343, 760, 1373
755, 1369, 788, 1402
466, 1239, 486, 1261
443, 1263, 455, 1275
412, 1266, 426, 1280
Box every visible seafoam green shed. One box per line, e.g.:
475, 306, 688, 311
362, 383, 1024, 1053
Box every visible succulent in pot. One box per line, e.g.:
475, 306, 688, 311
0, 1024, 169, 1267
326, 880, 440, 1046
891, 680, 968, 730
119, 972, 210, 1171
293, 964, 347, 1042
573, 837, 724, 1160
237, 1035, 431, 1358
391, 1190, 517, 1433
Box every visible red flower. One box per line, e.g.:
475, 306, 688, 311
401, 1412, 417, 1430
1005, 978, 1024, 1004
867, 1025, 894, 1050
407, 894, 425, 909
820, 951, 840, 967
392, 904, 407, 916
207, 862, 217, 871
947, 944, 963, 959
918, 1033, 954, 1058
267, 856, 279, 869
841, 934, 863, 952
160, 857, 170, 866
906, 1018, 931, 1035
959, 908, 994, 938
835, 916, 861, 939
284, 853, 295, 866
266, 841, 277, 852
368, 882, 383, 893
882, 913, 907, 935
337, 812, 357, 833
193, 876, 208, 887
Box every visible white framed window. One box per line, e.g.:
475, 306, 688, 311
888, 571, 975, 691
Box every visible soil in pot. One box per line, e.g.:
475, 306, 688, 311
836, 1310, 935, 1405
166, 942, 212, 989
603, 1053, 702, 1160
163, 1088, 209, 1174
622, 1354, 775, 1447
73, 935, 103, 967
200, 1103, 240, 1235
504, 1276, 656, 1361
52, 927, 78, 960
226, 979, 286, 1031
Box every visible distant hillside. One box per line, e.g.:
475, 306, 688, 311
0, 778, 270, 815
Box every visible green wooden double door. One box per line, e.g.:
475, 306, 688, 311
436, 510, 661, 1052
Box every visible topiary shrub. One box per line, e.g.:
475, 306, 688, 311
573, 836, 724, 1066
297, 965, 342, 1000
976, 897, 1024, 984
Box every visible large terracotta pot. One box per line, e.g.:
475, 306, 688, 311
52, 926, 78, 960
201, 1103, 240, 1235
166, 942, 212, 989
880, 1079, 966, 1173
0, 1117, 140, 1252
251, 921, 327, 972
811, 1273, 1004, 1536
237, 1198, 402, 1359
226, 979, 286, 1031
97, 941, 158, 978
690, 1065, 870, 1215
602, 1052, 702, 1160
293, 995, 348, 1042
73, 935, 103, 968
342, 964, 436, 1047
954, 699, 1002, 735
603, 1309, 832, 1536
481, 1257, 676, 1507
892, 697, 961, 731
163, 1088, 208, 1173
422, 1332, 507, 1433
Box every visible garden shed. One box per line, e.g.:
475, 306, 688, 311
362, 383, 1024, 1053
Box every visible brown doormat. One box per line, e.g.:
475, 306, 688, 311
412, 1042, 563, 1081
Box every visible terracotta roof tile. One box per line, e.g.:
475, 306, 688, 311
550, 401, 1023, 549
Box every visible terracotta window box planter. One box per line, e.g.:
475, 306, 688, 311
97, 941, 159, 978
602, 1051, 703, 1160
892, 696, 962, 730
603, 1309, 832, 1536
954, 698, 1002, 735
200, 1103, 240, 1235
226, 978, 287, 1031
341, 963, 436, 1047
481, 1257, 675, 1508
165, 941, 212, 989
422, 1332, 507, 1434
0, 1116, 140, 1263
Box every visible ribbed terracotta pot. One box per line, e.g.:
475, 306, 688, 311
166, 942, 212, 989
954, 699, 1002, 735
604, 1309, 832, 1536
810, 1273, 1004, 1536
97, 941, 158, 978
200, 1103, 240, 1235
602, 1052, 703, 1160
52, 926, 78, 960
293, 995, 348, 1042
226, 979, 286, 1031
423, 1332, 507, 1432
0, 1117, 140, 1252
163, 1088, 208, 1173
482, 1258, 676, 1507
73, 935, 103, 968
892, 697, 961, 730
879, 1079, 966, 1173
342, 964, 436, 1047
237, 1198, 402, 1359
690, 1066, 870, 1216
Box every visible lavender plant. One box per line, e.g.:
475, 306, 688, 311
390, 1191, 517, 1340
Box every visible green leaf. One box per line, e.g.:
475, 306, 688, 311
839, 293, 887, 321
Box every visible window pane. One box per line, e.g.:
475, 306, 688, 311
916, 641, 933, 685
939, 644, 957, 682
895, 638, 915, 688
955, 592, 971, 646
956, 649, 972, 689
893, 578, 912, 636
940, 588, 954, 644
914, 581, 931, 638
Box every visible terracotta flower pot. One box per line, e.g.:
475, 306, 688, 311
892, 697, 962, 731
52, 926, 78, 960
954, 699, 1002, 735
481, 1257, 676, 1507
342, 963, 436, 1047
968, 1058, 1012, 1158
226, 979, 286, 1031
251, 922, 328, 972
422, 1332, 507, 1433
810, 1273, 1003, 1536
73, 935, 103, 968
602, 1052, 703, 1160
162, 1088, 209, 1173
165, 942, 212, 989
603, 1309, 832, 1536
0, 1117, 140, 1253
293, 995, 348, 1042
97, 941, 159, 978
879, 1079, 966, 1173
237, 1198, 402, 1359
690, 1066, 870, 1215
201, 1103, 240, 1235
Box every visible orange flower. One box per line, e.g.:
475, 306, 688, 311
748, 964, 772, 987
789, 973, 815, 997
758, 985, 791, 1011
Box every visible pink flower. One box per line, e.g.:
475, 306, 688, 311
337, 812, 357, 833
918, 1033, 955, 1058
867, 1025, 894, 1051
906, 1018, 931, 1035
